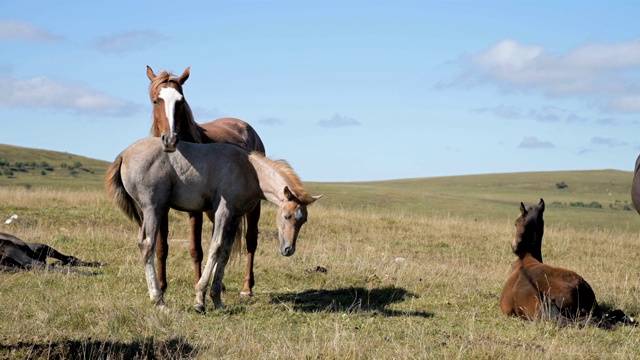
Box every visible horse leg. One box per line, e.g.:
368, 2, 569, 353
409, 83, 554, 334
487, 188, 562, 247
26, 243, 105, 267
241, 203, 260, 297
188, 211, 204, 287
138, 213, 165, 308
194, 201, 228, 313
155, 210, 169, 293
209, 217, 241, 308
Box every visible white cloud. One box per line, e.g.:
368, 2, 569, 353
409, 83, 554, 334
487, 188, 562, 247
93, 30, 167, 54
518, 137, 555, 149
0, 19, 63, 42
444, 38, 640, 114
0, 75, 138, 116
318, 113, 361, 128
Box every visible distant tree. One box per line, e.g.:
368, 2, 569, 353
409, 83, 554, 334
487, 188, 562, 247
0, 158, 7, 166
73, 161, 84, 169
3, 169, 13, 177
555, 181, 568, 189
39, 161, 49, 168
60, 163, 67, 168
41, 170, 47, 176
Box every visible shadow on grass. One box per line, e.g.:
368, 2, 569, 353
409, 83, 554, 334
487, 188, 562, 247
270, 285, 433, 318
0, 336, 196, 360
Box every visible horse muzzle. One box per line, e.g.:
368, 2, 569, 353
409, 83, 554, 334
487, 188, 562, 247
280, 245, 295, 257
161, 133, 179, 152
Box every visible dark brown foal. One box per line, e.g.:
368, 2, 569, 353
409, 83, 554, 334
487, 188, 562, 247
500, 199, 635, 328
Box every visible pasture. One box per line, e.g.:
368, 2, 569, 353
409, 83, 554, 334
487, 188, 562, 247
0, 161, 639, 358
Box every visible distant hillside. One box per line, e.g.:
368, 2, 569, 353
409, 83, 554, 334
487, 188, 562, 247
0, 143, 110, 190
2, 142, 638, 231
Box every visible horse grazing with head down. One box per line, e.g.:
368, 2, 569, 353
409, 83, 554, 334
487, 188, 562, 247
500, 199, 635, 328
105, 137, 321, 312
146, 65, 266, 298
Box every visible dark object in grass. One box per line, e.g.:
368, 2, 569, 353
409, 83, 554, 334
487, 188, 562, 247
0, 231, 106, 275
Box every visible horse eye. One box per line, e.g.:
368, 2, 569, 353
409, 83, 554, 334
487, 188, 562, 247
153, 100, 158, 105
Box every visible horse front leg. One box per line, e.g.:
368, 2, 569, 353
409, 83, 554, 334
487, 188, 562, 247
188, 211, 204, 287
241, 202, 260, 297
155, 210, 169, 293
194, 204, 227, 313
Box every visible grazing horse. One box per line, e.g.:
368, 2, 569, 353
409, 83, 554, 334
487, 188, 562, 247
146, 65, 266, 298
500, 199, 635, 328
631, 155, 640, 215
105, 137, 321, 312
0, 231, 105, 275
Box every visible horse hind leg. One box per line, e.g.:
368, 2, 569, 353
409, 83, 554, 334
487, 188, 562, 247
241, 203, 260, 297
138, 215, 166, 309
155, 210, 170, 293
27, 243, 105, 268
209, 217, 242, 308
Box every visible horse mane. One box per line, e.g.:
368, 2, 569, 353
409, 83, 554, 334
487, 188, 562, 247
148, 70, 202, 143
251, 152, 316, 205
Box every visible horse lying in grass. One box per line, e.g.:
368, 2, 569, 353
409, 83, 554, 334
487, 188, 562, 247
105, 137, 321, 313
0, 231, 105, 275
500, 199, 636, 329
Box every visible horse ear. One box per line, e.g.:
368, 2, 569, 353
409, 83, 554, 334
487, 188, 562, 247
519, 202, 527, 216
283, 186, 295, 201
178, 67, 191, 85
146, 65, 156, 81
538, 198, 545, 212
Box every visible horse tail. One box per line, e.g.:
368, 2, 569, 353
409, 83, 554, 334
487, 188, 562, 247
229, 215, 246, 262
105, 155, 142, 226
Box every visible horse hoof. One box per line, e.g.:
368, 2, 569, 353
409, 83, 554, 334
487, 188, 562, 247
194, 304, 206, 314
157, 304, 170, 314
240, 291, 254, 298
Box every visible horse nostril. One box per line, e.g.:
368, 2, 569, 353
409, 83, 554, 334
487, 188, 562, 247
282, 246, 295, 257
161, 134, 167, 142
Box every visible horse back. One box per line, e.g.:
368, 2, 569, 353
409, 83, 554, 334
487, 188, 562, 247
199, 117, 266, 153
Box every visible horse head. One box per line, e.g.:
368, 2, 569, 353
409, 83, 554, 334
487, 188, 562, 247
512, 198, 545, 261
147, 65, 191, 152
276, 186, 322, 257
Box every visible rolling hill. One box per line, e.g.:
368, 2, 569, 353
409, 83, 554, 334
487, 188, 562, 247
1, 143, 638, 231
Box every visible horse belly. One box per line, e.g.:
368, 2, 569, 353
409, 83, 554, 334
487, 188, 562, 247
169, 187, 212, 212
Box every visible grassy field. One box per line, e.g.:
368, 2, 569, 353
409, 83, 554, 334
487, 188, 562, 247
0, 146, 639, 359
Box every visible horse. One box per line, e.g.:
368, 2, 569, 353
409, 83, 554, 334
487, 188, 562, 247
105, 137, 321, 312
631, 155, 640, 215
499, 199, 635, 328
0, 231, 105, 275
146, 65, 266, 298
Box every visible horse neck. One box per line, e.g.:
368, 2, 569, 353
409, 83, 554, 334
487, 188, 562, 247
248, 155, 289, 206
176, 101, 203, 143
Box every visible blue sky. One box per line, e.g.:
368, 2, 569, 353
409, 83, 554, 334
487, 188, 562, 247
1, 1, 639, 182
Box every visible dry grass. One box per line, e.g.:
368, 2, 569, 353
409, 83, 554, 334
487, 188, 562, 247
0, 186, 639, 359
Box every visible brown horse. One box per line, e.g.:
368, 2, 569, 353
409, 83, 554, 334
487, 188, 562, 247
146, 66, 266, 297
500, 199, 635, 328
0, 231, 105, 275
105, 137, 321, 312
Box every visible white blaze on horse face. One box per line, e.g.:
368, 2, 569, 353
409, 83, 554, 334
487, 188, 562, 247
158, 87, 183, 136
